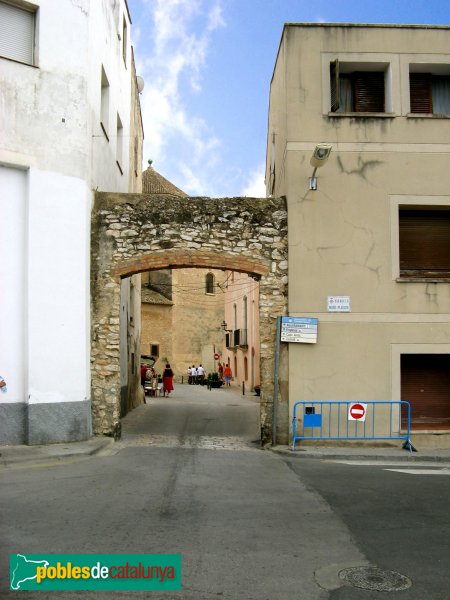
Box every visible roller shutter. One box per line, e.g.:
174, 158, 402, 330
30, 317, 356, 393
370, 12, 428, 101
401, 354, 450, 428
399, 209, 450, 278
0, 2, 35, 65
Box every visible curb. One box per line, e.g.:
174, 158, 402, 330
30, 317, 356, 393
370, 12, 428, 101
270, 446, 450, 463
0, 437, 114, 466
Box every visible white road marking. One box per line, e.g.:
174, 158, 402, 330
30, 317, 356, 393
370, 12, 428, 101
384, 468, 450, 475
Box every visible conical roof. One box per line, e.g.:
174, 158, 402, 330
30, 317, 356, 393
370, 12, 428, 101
142, 164, 188, 197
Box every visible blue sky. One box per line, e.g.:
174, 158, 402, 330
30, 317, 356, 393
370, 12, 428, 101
127, 0, 450, 197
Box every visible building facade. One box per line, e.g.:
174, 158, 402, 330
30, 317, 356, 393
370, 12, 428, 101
0, 0, 143, 444
266, 24, 450, 441
223, 271, 260, 393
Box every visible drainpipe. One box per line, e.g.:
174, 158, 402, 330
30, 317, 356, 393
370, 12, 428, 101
272, 315, 282, 446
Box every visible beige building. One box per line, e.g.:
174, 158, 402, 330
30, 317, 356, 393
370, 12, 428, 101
266, 24, 450, 439
223, 271, 260, 393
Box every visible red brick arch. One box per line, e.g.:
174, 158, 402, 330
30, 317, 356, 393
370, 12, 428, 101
113, 249, 269, 279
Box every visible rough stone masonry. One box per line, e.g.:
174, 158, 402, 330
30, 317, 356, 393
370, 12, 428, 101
91, 192, 288, 444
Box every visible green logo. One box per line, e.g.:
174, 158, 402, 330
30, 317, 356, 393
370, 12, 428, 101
10, 553, 182, 591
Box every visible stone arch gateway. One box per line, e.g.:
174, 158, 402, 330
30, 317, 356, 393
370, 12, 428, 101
91, 192, 288, 444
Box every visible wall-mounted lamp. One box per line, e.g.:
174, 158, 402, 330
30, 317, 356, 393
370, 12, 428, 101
221, 320, 232, 333
309, 144, 332, 190
136, 76, 145, 94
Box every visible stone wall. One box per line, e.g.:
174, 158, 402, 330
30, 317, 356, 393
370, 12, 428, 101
91, 193, 288, 443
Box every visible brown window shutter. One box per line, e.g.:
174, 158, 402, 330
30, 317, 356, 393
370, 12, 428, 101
353, 72, 385, 112
330, 59, 340, 112
409, 73, 432, 113
399, 209, 450, 277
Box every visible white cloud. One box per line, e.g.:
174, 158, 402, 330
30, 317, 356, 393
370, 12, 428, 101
134, 0, 225, 190
241, 164, 266, 198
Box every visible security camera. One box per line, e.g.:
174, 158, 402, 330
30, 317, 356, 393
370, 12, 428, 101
310, 144, 332, 168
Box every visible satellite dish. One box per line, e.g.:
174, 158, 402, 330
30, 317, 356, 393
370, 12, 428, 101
136, 76, 145, 93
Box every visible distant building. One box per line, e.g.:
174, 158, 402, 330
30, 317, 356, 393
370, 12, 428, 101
140, 165, 225, 378
0, 0, 143, 444
266, 23, 450, 440
223, 271, 260, 393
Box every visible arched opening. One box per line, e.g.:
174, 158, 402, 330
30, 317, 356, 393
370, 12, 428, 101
91, 193, 288, 444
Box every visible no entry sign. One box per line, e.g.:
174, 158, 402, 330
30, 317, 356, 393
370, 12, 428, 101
348, 403, 367, 422
214, 353, 220, 360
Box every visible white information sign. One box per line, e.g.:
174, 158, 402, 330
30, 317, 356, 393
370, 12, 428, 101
328, 296, 351, 312
281, 317, 318, 344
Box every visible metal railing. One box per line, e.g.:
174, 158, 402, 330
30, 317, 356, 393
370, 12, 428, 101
291, 401, 414, 452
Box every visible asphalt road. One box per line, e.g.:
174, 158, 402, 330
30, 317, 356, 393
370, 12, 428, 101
1, 383, 449, 599
283, 457, 450, 600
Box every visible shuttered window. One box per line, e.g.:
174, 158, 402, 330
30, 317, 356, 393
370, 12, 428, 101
409, 72, 450, 114
353, 72, 385, 112
409, 73, 432, 113
399, 209, 450, 278
330, 59, 340, 112
330, 63, 385, 113
0, 1, 36, 65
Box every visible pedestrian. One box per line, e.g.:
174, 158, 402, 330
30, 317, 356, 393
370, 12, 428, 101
162, 363, 174, 397
140, 363, 148, 387
188, 365, 193, 385
197, 364, 205, 385
223, 363, 232, 387
191, 365, 198, 385
218, 362, 224, 380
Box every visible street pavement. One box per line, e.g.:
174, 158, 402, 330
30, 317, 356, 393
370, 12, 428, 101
1, 383, 449, 599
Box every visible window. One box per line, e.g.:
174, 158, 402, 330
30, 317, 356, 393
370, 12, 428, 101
330, 59, 387, 113
0, 2, 36, 65
205, 272, 215, 294
116, 113, 123, 174
409, 70, 450, 115
100, 66, 110, 140
150, 344, 159, 358
122, 15, 127, 65
0, 1, 36, 65
399, 208, 450, 279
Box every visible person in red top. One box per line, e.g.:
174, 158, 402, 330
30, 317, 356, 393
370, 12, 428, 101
140, 364, 148, 387
162, 363, 174, 397
223, 364, 232, 387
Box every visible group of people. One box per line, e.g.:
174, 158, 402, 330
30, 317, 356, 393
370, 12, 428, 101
187, 364, 205, 385
139, 359, 234, 398
140, 363, 174, 398
217, 362, 233, 386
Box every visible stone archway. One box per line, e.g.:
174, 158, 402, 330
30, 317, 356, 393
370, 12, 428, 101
91, 192, 288, 443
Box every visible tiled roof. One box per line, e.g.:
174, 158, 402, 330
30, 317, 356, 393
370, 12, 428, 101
142, 165, 188, 197
141, 288, 173, 305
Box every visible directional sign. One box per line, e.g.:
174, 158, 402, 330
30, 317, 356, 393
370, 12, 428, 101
281, 317, 318, 344
348, 403, 367, 421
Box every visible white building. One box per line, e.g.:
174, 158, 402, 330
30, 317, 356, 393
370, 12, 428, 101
0, 0, 143, 444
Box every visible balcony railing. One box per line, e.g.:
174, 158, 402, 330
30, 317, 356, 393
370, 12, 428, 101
225, 328, 248, 349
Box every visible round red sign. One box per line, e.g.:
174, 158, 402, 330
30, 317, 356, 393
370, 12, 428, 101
349, 403, 366, 420
214, 353, 220, 360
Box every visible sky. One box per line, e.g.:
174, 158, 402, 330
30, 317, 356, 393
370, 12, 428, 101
127, 0, 450, 198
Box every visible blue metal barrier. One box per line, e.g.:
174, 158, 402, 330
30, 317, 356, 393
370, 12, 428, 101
291, 401, 413, 452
